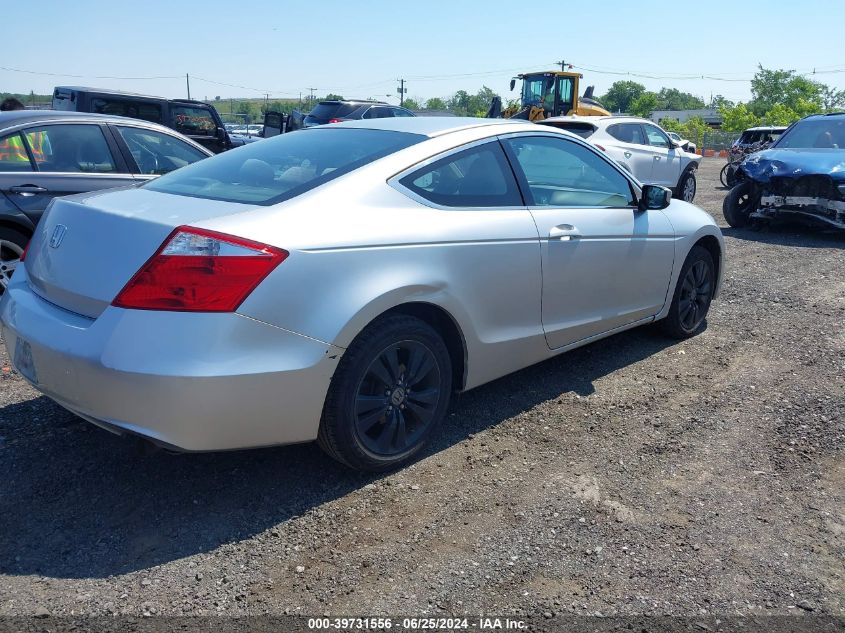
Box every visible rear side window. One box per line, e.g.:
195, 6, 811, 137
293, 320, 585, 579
399, 141, 522, 208
171, 105, 217, 136
607, 123, 646, 145
145, 127, 424, 205
0, 133, 34, 171
92, 98, 163, 124
25, 124, 117, 173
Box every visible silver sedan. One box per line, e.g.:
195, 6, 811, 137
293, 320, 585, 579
1, 117, 724, 471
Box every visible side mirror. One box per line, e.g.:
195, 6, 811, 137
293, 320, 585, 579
509, 79, 516, 91
638, 184, 672, 211
216, 127, 228, 142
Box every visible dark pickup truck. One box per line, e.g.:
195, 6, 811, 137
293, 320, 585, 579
52, 86, 240, 154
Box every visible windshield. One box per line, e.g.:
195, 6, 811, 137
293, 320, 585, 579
773, 118, 845, 149
144, 128, 425, 205
521, 75, 555, 113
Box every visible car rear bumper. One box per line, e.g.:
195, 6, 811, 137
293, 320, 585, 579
0, 269, 342, 451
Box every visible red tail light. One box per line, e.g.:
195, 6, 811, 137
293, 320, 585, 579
328, 118, 344, 124
112, 226, 288, 312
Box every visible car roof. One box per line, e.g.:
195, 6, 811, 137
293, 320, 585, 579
319, 100, 387, 106
54, 86, 208, 106
0, 109, 136, 127
744, 126, 788, 132
541, 115, 653, 125
330, 116, 543, 137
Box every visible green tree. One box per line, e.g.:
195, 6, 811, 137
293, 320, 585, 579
402, 97, 421, 110
599, 80, 646, 113
719, 103, 761, 133
425, 97, 447, 110
749, 65, 823, 116
324, 93, 344, 101
656, 88, 705, 111
821, 86, 845, 111
708, 94, 734, 110
629, 92, 658, 117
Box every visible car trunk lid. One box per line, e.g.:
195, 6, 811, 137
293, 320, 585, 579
24, 188, 258, 318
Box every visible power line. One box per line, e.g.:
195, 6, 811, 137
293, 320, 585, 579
0, 64, 180, 80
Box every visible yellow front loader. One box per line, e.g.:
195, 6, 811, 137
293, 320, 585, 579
487, 71, 610, 120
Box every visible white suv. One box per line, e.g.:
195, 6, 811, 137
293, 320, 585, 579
538, 116, 702, 203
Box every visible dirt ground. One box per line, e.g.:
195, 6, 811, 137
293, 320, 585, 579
0, 158, 843, 619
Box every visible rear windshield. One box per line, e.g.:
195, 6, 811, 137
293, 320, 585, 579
144, 128, 425, 205
539, 121, 596, 139
306, 102, 360, 121
773, 118, 845, 149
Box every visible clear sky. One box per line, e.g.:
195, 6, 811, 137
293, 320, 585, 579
3, 0, 843, 106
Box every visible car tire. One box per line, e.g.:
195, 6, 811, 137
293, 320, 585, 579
660, 245, 716, 339
0, 227, 29, 294
723, 182, 754, 228
318, 314, 452, 472
674, 169, 697, 203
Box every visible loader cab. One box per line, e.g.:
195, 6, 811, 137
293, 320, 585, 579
516, 72, 578, 118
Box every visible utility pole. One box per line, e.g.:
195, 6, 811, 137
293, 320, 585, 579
556, 60, 569, 71
309, 87, 317, 105
186, 73, 191, 100
396, 78, 407, 106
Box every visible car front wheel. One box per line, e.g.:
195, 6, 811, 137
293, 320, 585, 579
660, 245, 716, 339
723, 182, 754, 228
318, 314, 452, 471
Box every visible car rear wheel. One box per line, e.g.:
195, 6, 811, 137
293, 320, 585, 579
723, 182, 754, 228
660, 245, 715, 339
0, 228, 28, 294
318, 314, 452, 471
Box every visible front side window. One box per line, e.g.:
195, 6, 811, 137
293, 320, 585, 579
25, 125, 116, 173
643, 125, 671, 148
116, 126, 208, 175
393, 107, 415, 117
399, 141, 522, 208
145, 127, 424, 205
504, 135, 634, 208
92, 98, 163, 124
171, 105, 217, 136
0, 133, 33, 171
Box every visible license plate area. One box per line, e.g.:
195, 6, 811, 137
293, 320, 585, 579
13, 338, 38, 384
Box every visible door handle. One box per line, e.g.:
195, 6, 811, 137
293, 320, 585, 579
624, 151, 632, 158
653, 156, 661, 161
549, 224, 581, 241
10, 185, 47, 196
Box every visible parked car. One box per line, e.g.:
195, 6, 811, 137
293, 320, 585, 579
304, 100, 416, 127
538, 116, 702, 203
667, 131, 697, 154
729, 125, 787, 162
723, 113, 845, 230
52, 86, 242, 154
263, 100, 417, 137
0, 118, 723, 471
0, 110, 212, 291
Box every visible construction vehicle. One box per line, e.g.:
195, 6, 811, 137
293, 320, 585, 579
486, 70, 610, 121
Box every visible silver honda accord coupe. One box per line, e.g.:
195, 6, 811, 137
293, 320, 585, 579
1, 117, 723, 471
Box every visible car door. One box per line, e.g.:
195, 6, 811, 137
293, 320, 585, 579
501, 133, 675, 349
605, 123, 654, 181
109, 124, 211, 182
0, 122, 133, 226
643, 123, 682, 187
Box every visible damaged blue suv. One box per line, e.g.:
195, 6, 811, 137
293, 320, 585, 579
723, 113, 845, 230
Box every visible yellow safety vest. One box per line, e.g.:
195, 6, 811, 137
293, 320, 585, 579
0, 134, 30, 163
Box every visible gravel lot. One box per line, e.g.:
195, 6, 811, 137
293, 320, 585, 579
1, 158, 843, 619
